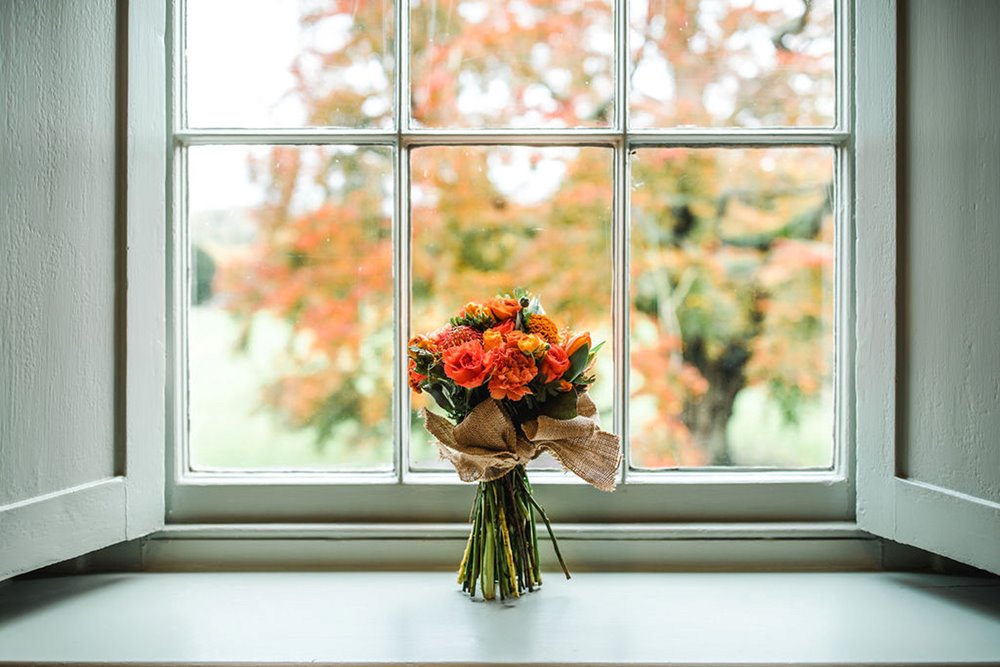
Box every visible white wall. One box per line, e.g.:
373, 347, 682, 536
0, 0, 118, 506
901, 0, 1000, 505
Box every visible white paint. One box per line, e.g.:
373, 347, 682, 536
856, 0, 1000, 576
0, 572, 998, 664
0, 0, 117, 506
132, 521, 881, 572
854, 0, 899, 540
167, 472, 853, 523
0, 0, 166, 581
901, 0, 1000, 506
123, 0, 168, 538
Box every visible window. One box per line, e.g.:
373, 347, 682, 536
3, 0, 998, 583
168, 0, 853, 524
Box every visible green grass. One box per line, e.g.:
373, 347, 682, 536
190, 305, 832, 471
188, 306, 391, 471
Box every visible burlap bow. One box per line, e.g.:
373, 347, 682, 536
422, 393, 622, 492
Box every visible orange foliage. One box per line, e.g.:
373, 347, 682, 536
214, 0, 836, 465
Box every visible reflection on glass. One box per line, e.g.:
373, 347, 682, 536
629, 0, 835, 128
409, 146, 614, 469
410, 0, 614, 128
630, 147, 834, 468
188, 145, 394, 470
186, 0, 394, 128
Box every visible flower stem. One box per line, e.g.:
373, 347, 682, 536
458, 465, 569, 599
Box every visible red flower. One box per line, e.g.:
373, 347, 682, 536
540, 344, 570, 383
442, 340, 490, 388
408, 359, 427, 392
435, 325, 483, 350
485, 346, 537, 401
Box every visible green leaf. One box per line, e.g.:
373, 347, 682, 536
540, 388, 578, 420
426, 382, 454, 414
565, 343, 590, 381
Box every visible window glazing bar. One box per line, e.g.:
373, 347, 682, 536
175, 128, 850, 147
627, 129, 850, 146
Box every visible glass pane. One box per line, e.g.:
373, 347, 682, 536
188, 145, 394, 470
409, 146, 613, 469
629, 147, 834, 468
410, 0, 615, 128
186, 0, 394, 128
629, 0, 835, 128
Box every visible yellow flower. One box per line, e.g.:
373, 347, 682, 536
517, 333, 549, 359
483, 328, 504, 352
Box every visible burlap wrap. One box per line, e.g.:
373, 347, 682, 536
422, 393, 622, 492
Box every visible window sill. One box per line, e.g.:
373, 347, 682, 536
1, 571, 998, 666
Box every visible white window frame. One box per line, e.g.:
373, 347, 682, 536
165, 0, 859, 528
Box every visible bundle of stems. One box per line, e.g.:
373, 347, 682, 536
457, 465, 570, 600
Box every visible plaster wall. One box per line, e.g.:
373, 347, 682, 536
900, 0, 1000, 503
0, 0, 118, 506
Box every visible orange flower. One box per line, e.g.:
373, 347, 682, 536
517, 333, 549, 359
565, 331, 591, 358
485, 297, 521, 321
408, 359, 427, 392
527, 313, 561, 344
540, 344, 570, 383
492, 318, 515, 335
458, 302, 493, 322
482, 328, 504, 352
442, 340, 490, 389
558, 379, 574, 392
485, 346, 536, 401
407, 334, 437, 359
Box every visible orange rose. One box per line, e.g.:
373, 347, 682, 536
565, 331, 591, 358
485, 346, 536, 401
485, 297, 521, 321
492, 318, 515, 335
558, 379, 574, 392
516, 333, 549, 359
442, 340, 490, 388
540, 344, 570, 383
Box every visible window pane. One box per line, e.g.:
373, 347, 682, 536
186, 0, 394, 128
410, 0, 615, 128
629, 147, 834, 468
629, 0, 835, 128
188, 145, 394, 471
409, 146, 614, 469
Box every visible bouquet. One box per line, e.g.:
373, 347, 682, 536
409, 289, 621, 600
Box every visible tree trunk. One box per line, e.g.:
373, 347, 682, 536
682, 341, 750, 466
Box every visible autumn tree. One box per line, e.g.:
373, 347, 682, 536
217, 0, 835, 467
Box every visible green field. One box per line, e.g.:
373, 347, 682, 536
189, 306, 832, 471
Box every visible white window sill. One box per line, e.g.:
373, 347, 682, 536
0, 571, 998, 665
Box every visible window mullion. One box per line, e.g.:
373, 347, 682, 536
614, 139, 629, 484
395, 145, 411, 482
